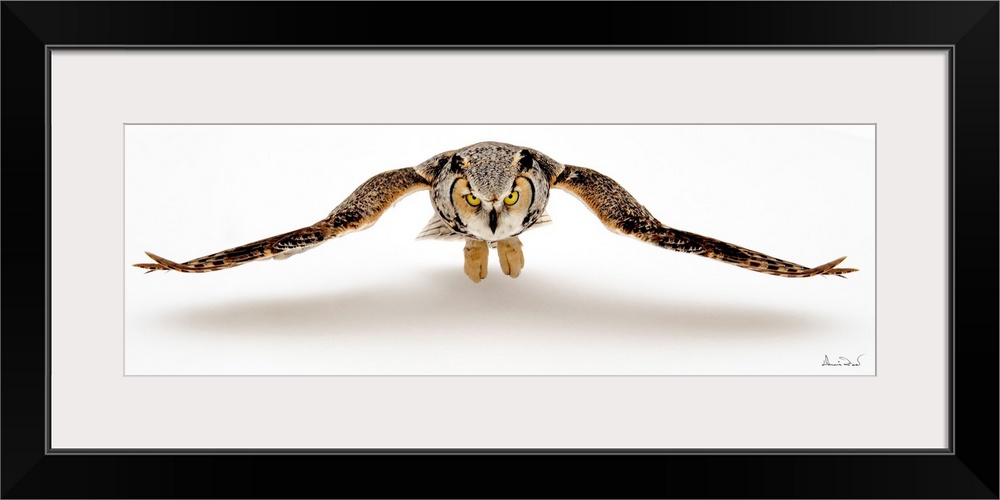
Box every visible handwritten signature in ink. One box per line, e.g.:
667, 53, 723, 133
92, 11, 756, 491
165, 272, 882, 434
822, 354, 864, 366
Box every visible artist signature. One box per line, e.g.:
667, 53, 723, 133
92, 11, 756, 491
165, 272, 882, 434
822, 354, 864, 366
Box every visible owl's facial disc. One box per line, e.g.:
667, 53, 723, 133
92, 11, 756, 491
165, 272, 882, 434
452, 176, 533, 242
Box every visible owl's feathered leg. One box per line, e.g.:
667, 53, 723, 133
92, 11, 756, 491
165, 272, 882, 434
464, 239, 489, 283
496, 237, 524, 278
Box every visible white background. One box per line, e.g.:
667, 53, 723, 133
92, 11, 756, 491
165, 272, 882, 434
124, 124, 874, 376
52, 50, 947, 449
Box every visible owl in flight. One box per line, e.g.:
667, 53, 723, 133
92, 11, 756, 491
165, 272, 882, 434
135, 141, 858, 281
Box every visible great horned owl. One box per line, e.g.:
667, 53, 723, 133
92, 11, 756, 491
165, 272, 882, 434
134, 141, 857, 281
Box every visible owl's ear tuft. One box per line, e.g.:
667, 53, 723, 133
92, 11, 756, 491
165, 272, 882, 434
518, 150, 534, 172
434, 155, 451, 170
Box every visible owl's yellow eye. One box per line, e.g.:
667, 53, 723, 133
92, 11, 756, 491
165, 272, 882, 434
465, 194, 481, 206
504, 191, 519, 205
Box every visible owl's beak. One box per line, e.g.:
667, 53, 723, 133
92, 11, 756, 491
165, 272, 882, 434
488, 208, 498, 234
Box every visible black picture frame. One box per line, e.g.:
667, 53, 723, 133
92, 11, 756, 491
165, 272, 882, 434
3, 2, 996, 498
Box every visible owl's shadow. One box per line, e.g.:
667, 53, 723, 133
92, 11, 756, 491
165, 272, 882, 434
160, 267, 822, 339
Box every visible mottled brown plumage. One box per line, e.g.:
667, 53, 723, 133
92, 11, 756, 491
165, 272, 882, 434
135, 142, 857, 280
135, 168, 429, 273
553, 165, 857, 277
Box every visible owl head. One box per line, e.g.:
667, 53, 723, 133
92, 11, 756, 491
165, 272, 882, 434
426, 141, 560, 243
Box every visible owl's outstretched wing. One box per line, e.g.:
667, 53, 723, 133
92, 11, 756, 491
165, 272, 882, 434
134, 168, 430, 273
552, 165, 858, 278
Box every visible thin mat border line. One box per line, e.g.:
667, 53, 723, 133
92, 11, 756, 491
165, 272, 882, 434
47, 48, 952, 455
124, 122, 880, 125
121, 122, 877, 378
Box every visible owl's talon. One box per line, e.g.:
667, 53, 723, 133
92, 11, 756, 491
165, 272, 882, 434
497, 237, 524, 278
464, 239, 489, 283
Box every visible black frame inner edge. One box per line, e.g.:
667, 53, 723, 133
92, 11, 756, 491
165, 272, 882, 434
47, 45, 946, 456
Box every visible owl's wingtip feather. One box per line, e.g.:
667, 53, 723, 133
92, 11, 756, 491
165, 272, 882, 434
820, 256, 858, 277
133, 252, 173, 273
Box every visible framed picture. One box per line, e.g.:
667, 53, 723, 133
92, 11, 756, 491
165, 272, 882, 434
4, 2, 996, 498
124, 123, 874, 377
